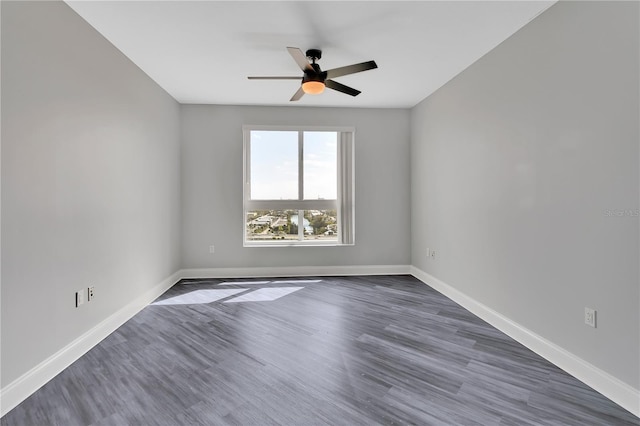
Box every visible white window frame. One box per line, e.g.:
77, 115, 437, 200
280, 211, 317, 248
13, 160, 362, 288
243, 125, 355, 247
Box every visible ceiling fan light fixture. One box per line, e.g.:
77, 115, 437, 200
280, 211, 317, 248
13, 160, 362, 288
302, 80, 325, 95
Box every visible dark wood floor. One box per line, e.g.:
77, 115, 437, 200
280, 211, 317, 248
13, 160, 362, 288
2, 275, 638, 425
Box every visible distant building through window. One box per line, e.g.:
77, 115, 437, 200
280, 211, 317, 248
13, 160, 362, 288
243, 126, 354, 246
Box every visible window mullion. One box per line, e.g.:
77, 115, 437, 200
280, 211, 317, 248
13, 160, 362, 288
298, 131, 304, 201
298, 131, 304, 241
298, 130, 304, 241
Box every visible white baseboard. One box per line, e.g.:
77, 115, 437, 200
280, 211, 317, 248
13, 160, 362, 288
179, 264, 411, 279
410, 266, 640, 418
0, 270, 182, 418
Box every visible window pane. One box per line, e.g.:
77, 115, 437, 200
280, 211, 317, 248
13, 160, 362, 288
303, 210, 338, 241
243, 127, 354, 247
303, 132, 337, 200
246, 210, 300, 241
250, 131, 298, 200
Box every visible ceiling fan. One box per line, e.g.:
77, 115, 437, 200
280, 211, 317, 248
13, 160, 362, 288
248, 47, 378, 101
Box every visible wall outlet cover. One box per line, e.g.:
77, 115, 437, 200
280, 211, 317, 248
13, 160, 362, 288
584, 307, 596, 328
76, 290, 84, 307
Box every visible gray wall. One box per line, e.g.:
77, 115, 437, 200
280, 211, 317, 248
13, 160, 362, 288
411, 1, 639, 388
181, 105, 411, 269
1, 1, 181, 386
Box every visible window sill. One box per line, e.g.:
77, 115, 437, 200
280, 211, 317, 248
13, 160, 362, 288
244, 241, 353, 248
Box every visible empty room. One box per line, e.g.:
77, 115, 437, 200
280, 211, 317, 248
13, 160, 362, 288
1, 1, 638, 425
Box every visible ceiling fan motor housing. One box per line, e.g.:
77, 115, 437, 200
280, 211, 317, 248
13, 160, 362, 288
306, 49, 322, 61
304, 63, 327, 84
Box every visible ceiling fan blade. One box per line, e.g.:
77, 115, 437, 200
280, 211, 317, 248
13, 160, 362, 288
325, 79, 361, 97
287, 47, 313, 72
290, 86, 305, 101
248, 76, 301, 80
325, 60, 377, 79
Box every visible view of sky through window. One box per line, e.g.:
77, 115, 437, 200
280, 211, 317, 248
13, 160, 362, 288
304, 132, 337, 200
250, 130, 337, 200
250, 131, 298, 200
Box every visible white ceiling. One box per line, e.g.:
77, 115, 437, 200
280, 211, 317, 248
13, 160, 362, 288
66, 1, 555, 108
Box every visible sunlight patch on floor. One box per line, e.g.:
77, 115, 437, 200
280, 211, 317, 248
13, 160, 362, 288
223, 287, 304, 303
217, 280, 272, 286
153, 288, 246, 305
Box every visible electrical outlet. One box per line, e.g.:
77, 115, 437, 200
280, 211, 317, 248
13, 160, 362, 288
75, 289, 84, 307
431, 250, 436, 259
209, 245, 215, 254
87, 286, 95, 302
584, 307, 596, 328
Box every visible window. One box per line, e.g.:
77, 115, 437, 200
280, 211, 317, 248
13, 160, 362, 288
243, 126, 354, 246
